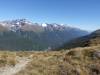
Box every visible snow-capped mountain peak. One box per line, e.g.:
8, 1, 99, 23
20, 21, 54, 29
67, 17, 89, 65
42, 23, 47, 27
0, 19, 87, 33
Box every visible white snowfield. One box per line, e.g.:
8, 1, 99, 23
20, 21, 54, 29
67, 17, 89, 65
0, 56, 32, 75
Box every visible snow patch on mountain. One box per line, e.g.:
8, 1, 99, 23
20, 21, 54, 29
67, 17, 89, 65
42, 23, 47, 27
0, 19, 87, 32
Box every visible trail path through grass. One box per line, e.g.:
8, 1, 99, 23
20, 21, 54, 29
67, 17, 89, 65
0, 56, 32, 75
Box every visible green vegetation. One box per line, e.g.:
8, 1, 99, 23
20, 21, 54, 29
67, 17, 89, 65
0, 26, 88, 51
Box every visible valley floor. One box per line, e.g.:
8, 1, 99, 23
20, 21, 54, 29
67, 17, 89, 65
0, 46, 100, 75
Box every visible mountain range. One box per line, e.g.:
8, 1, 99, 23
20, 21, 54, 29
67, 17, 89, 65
0, 19, 88, 50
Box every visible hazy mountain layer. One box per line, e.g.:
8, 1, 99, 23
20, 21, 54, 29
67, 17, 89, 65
59, 29, 100, 49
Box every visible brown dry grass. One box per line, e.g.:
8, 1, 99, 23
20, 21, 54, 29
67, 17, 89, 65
0, 46, 100, 75
0, 51, 17, 67
15, 46, 100, 75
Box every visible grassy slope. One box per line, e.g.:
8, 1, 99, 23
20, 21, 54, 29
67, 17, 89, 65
0, 45, 100, 75
14, 46, 100, 75
0, 51, 17, 67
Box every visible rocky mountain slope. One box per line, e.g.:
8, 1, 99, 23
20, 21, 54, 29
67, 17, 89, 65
0, 19, 88, 50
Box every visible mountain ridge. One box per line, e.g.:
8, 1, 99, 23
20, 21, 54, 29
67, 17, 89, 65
0, 19, 89, 50
0, 19, 88, 32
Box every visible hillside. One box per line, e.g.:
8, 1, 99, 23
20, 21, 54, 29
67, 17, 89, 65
0, 19, 88, 50
59, 29, 100, 49
0, 46, 100, 75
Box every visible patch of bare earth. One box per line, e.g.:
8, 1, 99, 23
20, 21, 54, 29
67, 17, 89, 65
0, 56, 32, 75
